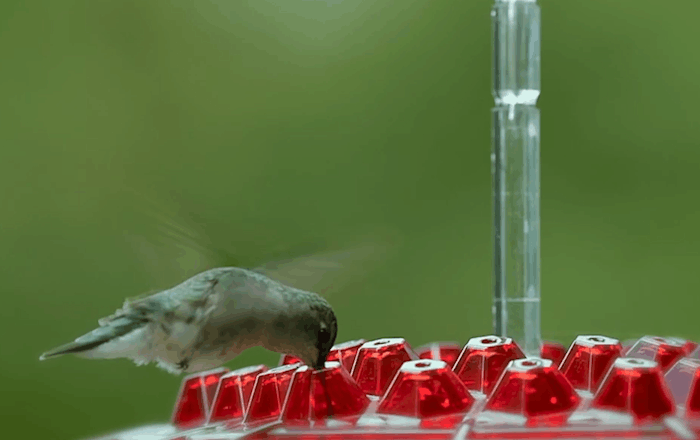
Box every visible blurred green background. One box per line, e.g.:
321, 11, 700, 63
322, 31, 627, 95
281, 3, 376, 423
1, 0, 699, 438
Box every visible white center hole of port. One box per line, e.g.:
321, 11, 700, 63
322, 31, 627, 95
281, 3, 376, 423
517, 359, 543, 369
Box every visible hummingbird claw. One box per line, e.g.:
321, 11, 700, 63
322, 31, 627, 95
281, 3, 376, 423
177, 358, 190, 372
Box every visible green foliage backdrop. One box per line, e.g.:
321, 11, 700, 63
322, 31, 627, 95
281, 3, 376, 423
0, 1, 698, 438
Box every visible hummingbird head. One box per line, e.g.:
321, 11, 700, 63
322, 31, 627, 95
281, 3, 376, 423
313, 308, 338, 370
266, 292, 338, 370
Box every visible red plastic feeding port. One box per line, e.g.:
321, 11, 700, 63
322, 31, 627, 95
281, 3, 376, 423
452, 335, 525, 395
484, 358, 580, 424
680, 339, 699, 356
415, 342, 462, 368
592, 357, 675, 422
559, 335, 622, 394
540, 341, 567, 367
209, 365, 268, 424
244, 363, 300, 425
283, 362, 370, 422
327, 339, 365, 372
625, 336, 686, 372
665, 358, 700, 414
376, 359, 475, 419
690, 371, 700, 417
92, 339, 700, 440
171, 367, 229, 429
351, 338, 417, 396
279, 354, 303, 366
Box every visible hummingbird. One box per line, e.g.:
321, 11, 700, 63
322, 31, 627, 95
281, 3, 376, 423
39, 192, 390, 374
39, 266, 339, 373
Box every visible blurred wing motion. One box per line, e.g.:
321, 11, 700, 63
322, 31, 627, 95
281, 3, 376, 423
251, 243, 387, 295
123, 192, 392, 296
122, 198, 227, 287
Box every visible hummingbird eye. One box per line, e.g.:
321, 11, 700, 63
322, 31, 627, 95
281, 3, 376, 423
318, 328, 332, 344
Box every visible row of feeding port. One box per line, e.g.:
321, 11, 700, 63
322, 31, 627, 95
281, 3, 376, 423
169, 334, 700, 437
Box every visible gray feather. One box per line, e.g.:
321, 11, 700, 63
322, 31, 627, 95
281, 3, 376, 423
40, 316, 146, 360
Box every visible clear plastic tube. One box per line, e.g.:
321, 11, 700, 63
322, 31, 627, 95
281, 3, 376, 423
491, 0, 542, 356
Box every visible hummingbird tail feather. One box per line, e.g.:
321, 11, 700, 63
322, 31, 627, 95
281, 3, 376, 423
39, 316, 147, 360
39, 339, 110, 360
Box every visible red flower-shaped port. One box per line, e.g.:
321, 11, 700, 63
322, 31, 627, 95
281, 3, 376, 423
172, 367, 229, 429
540, 341, 567, 366
415, 342, 462, 368
592, 357, 675, 423
559, 335, 622, 394
351, 338, 417, 396
328, 339, 365, 372
452, 335, 525, 395
244, 363, 300, 425
625, 336, 686, 372
484, 358, 580, 424
665, 358, 700, 416
208, 364, 268, 424
377, 359, 475, 418
283, 362, 370, 422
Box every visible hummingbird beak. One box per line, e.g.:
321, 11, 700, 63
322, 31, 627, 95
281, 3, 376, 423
314, 349, 330, 370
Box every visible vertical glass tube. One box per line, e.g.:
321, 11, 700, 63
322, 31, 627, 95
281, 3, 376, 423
491, 0, 542, 356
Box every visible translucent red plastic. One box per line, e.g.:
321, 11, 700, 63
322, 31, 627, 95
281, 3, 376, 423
209, 365, 268, 424
689, 371, 700, 417
415, 342, 461, 368
244, 363, 300, 425
540, 341, 567, 366
592, 357, 675, 422
681, 339, 699, 356
279, 340, 366, 371
484, 358, 580, 423
327, 339, 365, 372
283, 362, 370, 422
109, 336, 700, 440
279, 354, 303, 366
377, 359, 475, 418
171, 367, 229, 428
452, 335, 525, 395
351, 338, 418, 396
625, 336, 686, 372
559, 335, 622, 394
665, 358, 700, 414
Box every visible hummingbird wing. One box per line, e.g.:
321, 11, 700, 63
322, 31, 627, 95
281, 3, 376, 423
113, 268, 228, 336
250, 243, 387, 295
122, 190, 394, 295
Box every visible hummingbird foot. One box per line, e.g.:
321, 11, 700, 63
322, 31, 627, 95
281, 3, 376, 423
176, 358, 190, 372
